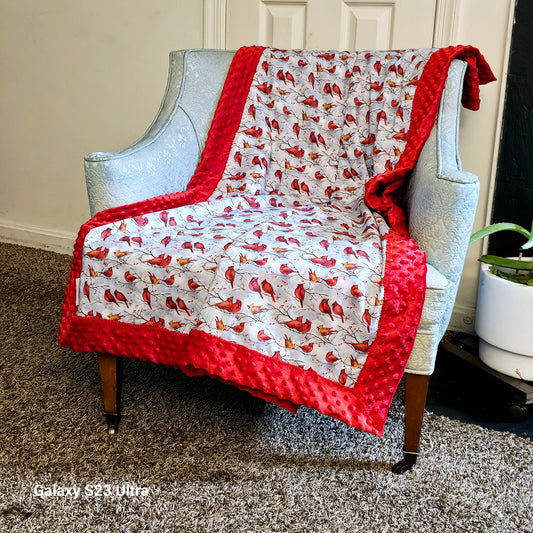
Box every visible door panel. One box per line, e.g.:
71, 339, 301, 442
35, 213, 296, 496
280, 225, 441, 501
225, 0, 437, 51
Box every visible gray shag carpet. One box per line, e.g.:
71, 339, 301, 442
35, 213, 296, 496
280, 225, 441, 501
0, 241, 532, 532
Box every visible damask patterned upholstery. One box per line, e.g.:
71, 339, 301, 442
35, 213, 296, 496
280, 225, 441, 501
83, 50, 479, 377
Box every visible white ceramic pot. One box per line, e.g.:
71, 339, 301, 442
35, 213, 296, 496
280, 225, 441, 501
475, 262, 533, 381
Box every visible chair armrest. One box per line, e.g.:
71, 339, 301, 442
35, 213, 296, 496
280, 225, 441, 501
405, 59, 480, 340
85, 49, 235, 216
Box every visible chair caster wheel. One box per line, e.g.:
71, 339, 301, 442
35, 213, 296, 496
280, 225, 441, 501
392, 459, 414, 475
105, 413, 120, 435
506, 402, 528, 423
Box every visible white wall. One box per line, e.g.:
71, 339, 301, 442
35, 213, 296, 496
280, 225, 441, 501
447, 0, 515, 330
0, 0, 204, 252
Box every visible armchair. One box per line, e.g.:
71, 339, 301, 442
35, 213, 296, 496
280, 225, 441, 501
60, 46, 494, 473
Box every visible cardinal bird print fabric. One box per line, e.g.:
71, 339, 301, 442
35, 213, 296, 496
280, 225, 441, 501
59, 46, 495, 436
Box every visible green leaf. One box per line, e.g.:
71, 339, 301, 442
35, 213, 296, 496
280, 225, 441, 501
469, 223, 531, 246
489, 266, 533, 285
480, 255, 533, 271
521, 220, 533, 250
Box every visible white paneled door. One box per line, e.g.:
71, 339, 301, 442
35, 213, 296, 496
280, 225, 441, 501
224, 0, 437, 51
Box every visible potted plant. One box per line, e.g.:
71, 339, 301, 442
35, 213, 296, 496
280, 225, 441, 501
470, 222, 533, 381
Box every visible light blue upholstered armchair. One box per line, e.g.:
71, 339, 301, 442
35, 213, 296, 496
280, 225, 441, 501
82, 50, 479, 473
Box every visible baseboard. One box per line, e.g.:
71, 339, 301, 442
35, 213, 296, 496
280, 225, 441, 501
448, 303, 476, 334
0, 218, 76, 255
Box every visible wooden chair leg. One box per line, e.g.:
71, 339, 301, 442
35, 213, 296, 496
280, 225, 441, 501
98, 353, 123, 435
392, 373, 430, 474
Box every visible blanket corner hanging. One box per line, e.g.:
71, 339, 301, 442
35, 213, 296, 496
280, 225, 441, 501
58, 45, 495, 436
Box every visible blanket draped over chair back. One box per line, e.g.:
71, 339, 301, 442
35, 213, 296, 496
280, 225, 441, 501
59, 46, 494, 436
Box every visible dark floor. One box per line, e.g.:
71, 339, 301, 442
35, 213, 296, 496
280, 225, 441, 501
427, 334, 533, 441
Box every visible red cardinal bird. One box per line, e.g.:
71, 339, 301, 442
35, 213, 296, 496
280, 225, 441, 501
300, 343, 314, 354
249, 277, 263, 299
164, 275, 175, 285
142, 287, 152, 309
147, 254, 172, 267
101, 227, 112, 240
255, 82, 272, 94
356, 249, 370, 262
124, 271, 137, 282
376, 110, 387, 125
393, 129, 407, 141
324, 277, 338, 287
86, 247, 109, 260
242, 243, 267, 252
326, 352, 338, 363
166, 297, 178, 313
144, 317, 165, 328
285, 71, 295, 86
293, 123, 300, 138
193, 242, 205, 254
261, 280, 276, 302
113, 290, 128, 307
302, 95, 318, 108
319, 298, 333, 320
248, 103, 256, 119
177, 297, 191, 316
161, 236, 171, 247
257, 330, 272, 342
101, 267, 113, 277
351, 285, 363, 298
344, 247, 357, 257
187, 278, 199, 290
319, 240, 329, 251
309, 256, 336, 268
234, 151, 242, 167
159, 211, 169, 226
253, 258, 268, 266
350, 340, 370, 352
214, 297, 242, 313
332, 301, 344, 323
332, 83, 342, 99
280, 264, 295, 275
119, 236, 131, 246
294, 283, 305, 307
244, 196, 260, 208
181, 241, 193, 252
308, 72, 315, 87
361, 133, 376, 146
83, 281, 90, 302
362, 309, 371, 331
131, 237, 143, 247
282, 316, 311, 333
285, 146, 305, 158
104, 289, 117, 305
338, 369, 347, 386
243, 126, 263, 138
231, 322, 245, 333
133, 216, 148, 227
225, 266, 236, 288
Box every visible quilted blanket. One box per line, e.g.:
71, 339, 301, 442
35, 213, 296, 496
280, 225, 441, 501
59, 46, 494, 436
